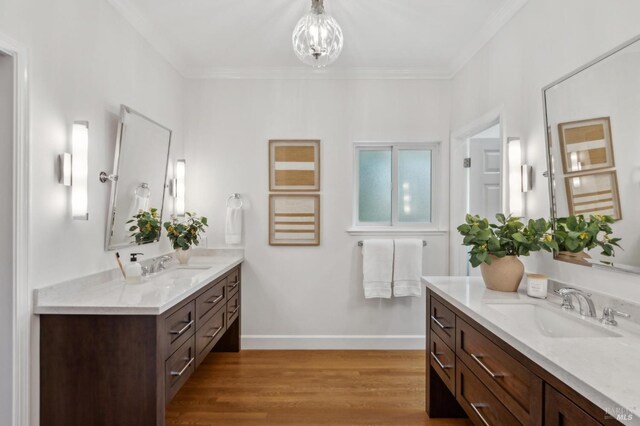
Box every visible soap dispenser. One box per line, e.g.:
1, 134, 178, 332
125, 253, 144, 284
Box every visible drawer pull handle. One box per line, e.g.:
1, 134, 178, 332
229, 306, 239, 316
205, 325, 224, 339
430, 315, 452, 330
205, 294, 224, 305
470, 403, 491, 426
228, 281, 239, 290
470, 353, 503, 378
170, 319, 194, 336
430, 352, 452, 370
170, 357, 194, 377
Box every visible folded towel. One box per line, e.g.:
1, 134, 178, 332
225, 205, 242, 245
393, 239, 423, 297
362, 240, 394, 299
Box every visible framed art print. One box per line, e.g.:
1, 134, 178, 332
269, 140, 320, 192
269, 194, 320, 246
564, 170, 622, 220
558, 117, 614, 174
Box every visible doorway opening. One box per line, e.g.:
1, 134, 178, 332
0, 34, 29, 426
464, 122, 503, 276
450, 112, 508, 276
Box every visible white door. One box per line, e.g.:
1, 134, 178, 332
466, 137, 502, 276
469, 138, 502, 220
0, 52, 14, 425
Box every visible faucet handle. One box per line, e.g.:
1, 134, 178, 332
554, 289, 575, 310
600, 307, 630, 326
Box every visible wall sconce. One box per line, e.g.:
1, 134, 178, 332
507, 137, 525, 217
58, 153, 72, 186
58, 122, 89, 219
521, 164, 533, 193
174, 159, 186, 217
71, 122, 89, 220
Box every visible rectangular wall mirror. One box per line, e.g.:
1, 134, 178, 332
543, 35, 640, 274
105, 105, 172, 250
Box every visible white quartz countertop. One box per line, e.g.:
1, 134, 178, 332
423, 276, 640, 425
34, 254, 244, 315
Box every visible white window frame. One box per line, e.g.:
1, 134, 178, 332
352, 142, 441, 231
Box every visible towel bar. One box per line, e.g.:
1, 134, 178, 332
358, 240, 427, 247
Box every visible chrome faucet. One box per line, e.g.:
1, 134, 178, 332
555, 288, 597, 317
600, 307, 630, 326
145, 255, 173, 275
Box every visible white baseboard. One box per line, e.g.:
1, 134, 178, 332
241, 335, 426, 350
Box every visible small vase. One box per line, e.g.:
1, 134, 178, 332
175, 248, 191, 265
479, 255, 525, 292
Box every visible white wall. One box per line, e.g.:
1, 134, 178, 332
184, 78, 451, 347
450, 0, 640, 300
0, 0, 185, 423
0, 0, 185, 287
0, 51, 14, 426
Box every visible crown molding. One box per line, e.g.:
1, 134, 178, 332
184, 66, 452, 80
106, 0, 190, 76
448, 0, 530, 77
108, 0, 528, 81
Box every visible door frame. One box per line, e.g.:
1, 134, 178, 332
449, 107, 508, 276
0, 32, 30, 426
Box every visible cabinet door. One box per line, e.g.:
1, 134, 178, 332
545, 385, 602, 426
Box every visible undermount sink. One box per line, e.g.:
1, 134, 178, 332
486, 302, 621, 338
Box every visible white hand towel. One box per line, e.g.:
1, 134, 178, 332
393, 239, 423, 297
225, 205, 242, 245
362, 240, 394, 299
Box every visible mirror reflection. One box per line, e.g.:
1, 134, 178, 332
105, 105, 172, 250
544, 37, 640, 273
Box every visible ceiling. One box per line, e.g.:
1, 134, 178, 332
108, 0, 529, 79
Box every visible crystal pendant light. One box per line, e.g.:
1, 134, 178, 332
292, 0, 344, 68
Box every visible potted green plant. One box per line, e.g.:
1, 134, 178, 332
457, 214, 557, 292
163, 212, 208, 264
127, 208, 162, 245
554, 214, 621, 263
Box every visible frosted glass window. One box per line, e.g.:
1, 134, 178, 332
398, 150, 432, 223
355, 143, 438, 227
358, 150, 392, 223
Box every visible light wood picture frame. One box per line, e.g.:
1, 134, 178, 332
564, 170, 622, 220
269, 140, 320, 192
269, 194, 320, 246
558, 117, 614, 174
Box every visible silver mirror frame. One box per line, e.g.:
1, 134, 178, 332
542, 33, 640, 275
104, 105, 173, 251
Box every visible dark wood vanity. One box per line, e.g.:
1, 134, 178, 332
426, 288, 622, 426
40, 265, 242, 426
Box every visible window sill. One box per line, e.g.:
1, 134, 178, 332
345, 227, 448, 236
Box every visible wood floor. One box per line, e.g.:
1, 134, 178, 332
166, 350, 470, 426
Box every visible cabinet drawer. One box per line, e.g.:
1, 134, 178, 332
165, 336, 196, 403
196, 278, 226, 326
545, 385, 602, 426
456, 361, 520, 426
227, 292, 240, 325
195, 305, 226, 367
457, 318, 543, 425
430, 296, 456, 350
227, 268, 240, 297
429, 330, 456, 394
163, 301, 196, 359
